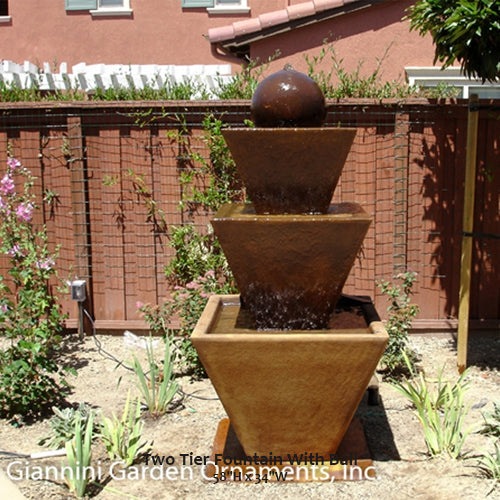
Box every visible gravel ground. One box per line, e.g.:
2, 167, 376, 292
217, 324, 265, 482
0, 332, 499, 500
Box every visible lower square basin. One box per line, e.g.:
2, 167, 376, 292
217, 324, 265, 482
192, 294, 388, 458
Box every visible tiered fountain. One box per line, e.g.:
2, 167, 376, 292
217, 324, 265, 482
192, 66, 388, 481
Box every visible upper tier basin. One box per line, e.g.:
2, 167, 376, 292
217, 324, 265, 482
222, 127, 356, 214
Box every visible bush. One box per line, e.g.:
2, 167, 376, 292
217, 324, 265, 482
406, 0, 500, 82
377, 270, 420, 377
391, 357, 473, 458
38, 403, 98, 449
138, 114, 240, 377
0, 157, 72, 421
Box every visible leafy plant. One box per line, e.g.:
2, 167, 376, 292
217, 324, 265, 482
125, 168, 168, 234
479, 402, 500, 438
64, 412, 94, 498
0, 157, 71, 421
214, 55, 277, 99
124, 335, 179, 416
184, 113, 245, 212
377, 270, 419, 376
140, 269, 236, 378
406, 0, 500, 82
391, 355, 473, 458
139, 113, 240, 376
92, 75, 210, 101
305, 42, 420, 99
100, 391, 151, 466
474, 402, 500, 481
164, 224, 232, 285
476, 440, 500, 480
38, 403, 98, 449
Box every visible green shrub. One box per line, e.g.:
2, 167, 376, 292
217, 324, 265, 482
122, 335, 179, 415
377, 270, 420, 376
100, 392, 152, 466
406, 0, 500, 82
480, 402, 500, 438
475, 402, 500, 480
38, 403, 98, 449
139, 113, 240, 376
0, 157, 72, 421
391, 356, 473, 458
214, 56, 275, 99
64, 413, 94, 498
476, 440, 500, 480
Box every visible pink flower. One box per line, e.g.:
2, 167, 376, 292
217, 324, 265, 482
16, 202, 33, 222
0, 174, 15, 196
186, 281, 199, 290
7, 158, 21, 171
0, 196, 8, 212
204, 270, 215, 278
0, 304, 8, 313
36, 257, 54, 270
7, 244, 22, 257
136, 301, 144, 310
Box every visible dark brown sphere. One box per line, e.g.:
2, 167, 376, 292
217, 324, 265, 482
251, 65, 326, 127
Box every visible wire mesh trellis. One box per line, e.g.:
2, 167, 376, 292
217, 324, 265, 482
0, 100, 498, 331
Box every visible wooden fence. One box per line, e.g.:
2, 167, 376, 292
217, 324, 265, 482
0, 99, 498, 333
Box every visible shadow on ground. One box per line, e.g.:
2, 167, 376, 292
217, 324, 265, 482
356, 392, 401, 462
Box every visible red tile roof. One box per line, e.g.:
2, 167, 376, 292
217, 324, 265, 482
208, 0, 389, 45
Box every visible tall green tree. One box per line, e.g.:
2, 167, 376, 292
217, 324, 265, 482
406, 0, 500, 82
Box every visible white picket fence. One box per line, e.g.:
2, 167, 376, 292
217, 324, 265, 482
0, 60, 233, 98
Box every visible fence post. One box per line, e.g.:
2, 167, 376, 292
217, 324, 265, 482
457, 95, 479, 373
67, 114, 93, 334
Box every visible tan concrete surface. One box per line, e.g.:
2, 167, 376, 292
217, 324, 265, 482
0, 468, 27, 500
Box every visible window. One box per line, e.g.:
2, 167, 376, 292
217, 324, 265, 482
65, 0, 132, 16
208, 0, 249, 14
0, 0, 8, 16
406, 67, 500, 99
66, 0, 97, 10
91, 0, 132, 16
182, 0, 213, 6
182, 0, 250, 14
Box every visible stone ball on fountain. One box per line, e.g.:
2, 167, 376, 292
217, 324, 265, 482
251, 64, 327, 128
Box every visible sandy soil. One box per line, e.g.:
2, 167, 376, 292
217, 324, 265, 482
0, 333, 499, 500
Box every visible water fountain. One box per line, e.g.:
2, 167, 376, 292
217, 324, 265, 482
191, 66, 388, 481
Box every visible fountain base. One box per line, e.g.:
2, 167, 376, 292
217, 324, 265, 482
204, 417, 375, 482
192, 294, 388, 459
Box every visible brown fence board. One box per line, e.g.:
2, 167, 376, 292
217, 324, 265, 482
0, 100, 497, 332
88, 129, 126, 321
42, 129, 76, 318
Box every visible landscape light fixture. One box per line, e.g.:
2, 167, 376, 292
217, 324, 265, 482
70, 280, 87, 339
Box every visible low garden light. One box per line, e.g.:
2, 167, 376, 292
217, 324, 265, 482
71, 280, 86, 339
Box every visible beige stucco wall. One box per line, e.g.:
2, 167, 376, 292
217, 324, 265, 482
0, 0, 435, 82
251, 0, 436, 83
0, 0, 254, 68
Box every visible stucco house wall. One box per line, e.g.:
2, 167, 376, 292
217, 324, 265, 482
249, 0, 436, 82
0, 0, 436, 83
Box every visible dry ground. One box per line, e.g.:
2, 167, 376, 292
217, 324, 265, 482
0, 332, 499, 500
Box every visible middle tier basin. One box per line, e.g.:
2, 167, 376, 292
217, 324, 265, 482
212, 202, 371, 330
